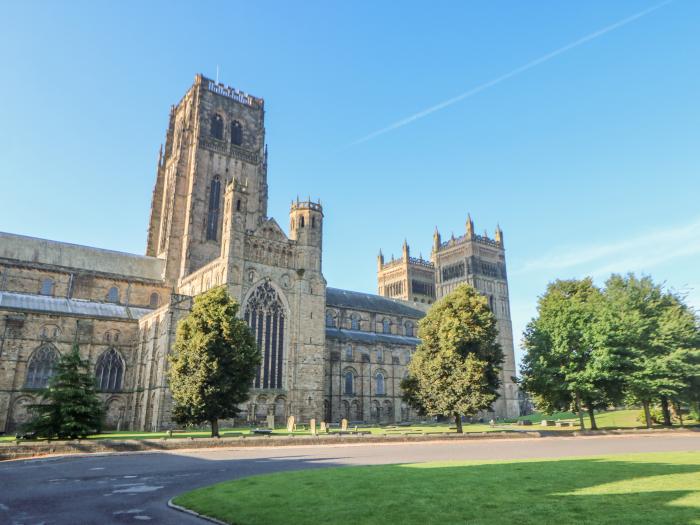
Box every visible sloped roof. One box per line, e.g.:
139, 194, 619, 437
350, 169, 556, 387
325, 327, 420, 347
0, 231, 164, 281
0, 291, 152, 320
326, 287, 426, 318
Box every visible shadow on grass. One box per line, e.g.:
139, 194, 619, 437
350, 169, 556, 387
174, 454, 700, 525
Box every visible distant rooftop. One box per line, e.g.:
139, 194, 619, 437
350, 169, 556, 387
326, 287, 426, 318
0, 231, 164, 281
0, 291, 152, 321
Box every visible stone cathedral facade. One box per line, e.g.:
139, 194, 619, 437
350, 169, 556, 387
0, 75, 519, 433
377, 217, 519, 419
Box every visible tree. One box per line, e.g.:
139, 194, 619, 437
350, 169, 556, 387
24, 344, 104, 439
520, 278, 621, 430
168, 287, 260, 437
602, 274, 699, 428
401, 284, 503, 433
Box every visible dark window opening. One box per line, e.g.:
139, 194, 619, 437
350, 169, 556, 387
210, 114, 224, 140
231, 120, 243, 146
206, 176, 221, 240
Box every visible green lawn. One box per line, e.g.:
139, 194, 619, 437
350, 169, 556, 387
1, 409, 695, 442
173, 451, 700, 525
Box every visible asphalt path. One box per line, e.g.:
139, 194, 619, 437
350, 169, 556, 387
1, 433, 698, 524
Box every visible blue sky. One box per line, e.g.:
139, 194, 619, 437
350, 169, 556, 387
1, 1, 698, 366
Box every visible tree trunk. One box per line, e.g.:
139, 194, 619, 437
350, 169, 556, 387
642, 400, 652, 428
210, 419, 220, 438
454, 414, 463, 434
660, 397, 672, 426
675, 402, 684, 427
575, 391, 586, 431
586, 405, 598, 430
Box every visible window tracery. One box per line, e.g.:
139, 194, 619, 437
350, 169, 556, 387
244, 282, 286, 389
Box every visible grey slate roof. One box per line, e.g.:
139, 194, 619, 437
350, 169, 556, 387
0, 231, 164, 281
0, 291, 153, 320
325, 327, 420, 347
326, 287, 426, 318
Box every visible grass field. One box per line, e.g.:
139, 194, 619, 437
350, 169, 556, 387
173, 451, 700, 525
1, 409, 696, 442
2, 409, 695, 442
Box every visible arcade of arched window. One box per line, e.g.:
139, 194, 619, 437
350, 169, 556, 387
384, 281, 405, 297
244, 282, 286, 389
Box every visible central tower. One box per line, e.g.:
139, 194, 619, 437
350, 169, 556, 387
146, 74, 268, 285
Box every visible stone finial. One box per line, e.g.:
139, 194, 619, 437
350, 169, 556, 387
466, 213, 474, 239
433, 227, 441, 252
402, 239, 409, 260
495, 224, 503, 245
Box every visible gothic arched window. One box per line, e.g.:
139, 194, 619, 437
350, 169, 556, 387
344, 371, 354, 395
149, 292, 160, 308
40, 278, 54, 296
345, 345, 353, 360
350, 314, 360, 331
210, 113, 224, 140
95, 348, 124, 392
244, 281, 287, 389
25, 345, 59, 389
325, 311, 336, 328
231, 120, 243, 146
404, 321, 414, 337
382, 318, 391, 334
375, 372, 385, 395
107, 286, 120, 303
206, 176, 221, 241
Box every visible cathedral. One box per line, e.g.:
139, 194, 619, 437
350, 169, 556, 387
0, 74, 519, 432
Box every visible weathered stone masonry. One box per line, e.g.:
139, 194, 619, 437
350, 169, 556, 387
0, 74, 518, 432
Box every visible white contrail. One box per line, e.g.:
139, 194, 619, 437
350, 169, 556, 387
347, 1, 673, 147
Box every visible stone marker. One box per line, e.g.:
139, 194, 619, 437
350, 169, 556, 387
341, 418, 348, 431
320, 421, 327, 433
310, 418, 316, 435
287, 415, 295, 433
541, 420, 556, 427
266, 414, 275, 430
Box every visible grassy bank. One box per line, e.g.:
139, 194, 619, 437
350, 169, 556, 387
173, 451, 700, 525
2, 409, 695, 443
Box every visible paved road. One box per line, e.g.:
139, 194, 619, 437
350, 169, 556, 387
1, 433, 698, 524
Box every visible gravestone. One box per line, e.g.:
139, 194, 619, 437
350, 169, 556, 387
541, 420, 556, 427
287, 415, 295, 433
310, 418, 316, 435
341, 418, 348, 431
266, 414, 275, 430
320, 421, 327, 433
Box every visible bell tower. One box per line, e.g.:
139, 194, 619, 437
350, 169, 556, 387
145, 74, 268, 285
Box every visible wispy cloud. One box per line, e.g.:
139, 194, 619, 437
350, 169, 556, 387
514, 216, 700, 277
345, 0, 672, 148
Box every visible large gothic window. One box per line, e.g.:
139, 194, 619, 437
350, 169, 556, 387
375, 372, 386, 395
25, 345, 59, 389
206, 176, 221, 241
231, 120, 243, 146
244, 281, 286, 389
95, 348, 124, 392
344, 371, 354, 394
210, 113, 224, 139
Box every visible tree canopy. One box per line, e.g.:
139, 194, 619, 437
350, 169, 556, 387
25, 344, 104, 439
520, 273, 699, 429
168, 287, 260, 437
401, 284, 503, 432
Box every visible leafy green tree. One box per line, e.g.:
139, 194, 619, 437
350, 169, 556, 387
520, 278, 620, 430
401, 284, 503, 433
603, 274, 700, 427
168, 287, 260, 437
24, 344, 104, 439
